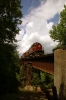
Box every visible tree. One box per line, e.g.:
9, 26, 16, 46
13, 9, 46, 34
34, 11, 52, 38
31, 69, 54, 90
49, 5, 66, 48
0, 0, 22, 94
31, 68, 41, 91
0, 0, 22, 43
0, 43, 20, 94
40, 72, 54, 89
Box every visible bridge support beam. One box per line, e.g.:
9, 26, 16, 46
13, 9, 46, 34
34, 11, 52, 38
54, 49, 66, 100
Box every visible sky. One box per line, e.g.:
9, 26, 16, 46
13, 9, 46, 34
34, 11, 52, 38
16, 0, 66, 56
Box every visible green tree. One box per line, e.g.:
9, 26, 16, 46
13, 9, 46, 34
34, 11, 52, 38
49, 5, 66, 48
0, 43, 20, 94
0, 0, 22, 43
40, 72, 54, 89
0, 0, 22, 94
31, 68, 41, 91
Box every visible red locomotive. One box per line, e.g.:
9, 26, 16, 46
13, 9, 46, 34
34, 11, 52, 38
21, 42, 44, 58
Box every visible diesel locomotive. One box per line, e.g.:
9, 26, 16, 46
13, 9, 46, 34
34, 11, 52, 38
21, 42, 44, 58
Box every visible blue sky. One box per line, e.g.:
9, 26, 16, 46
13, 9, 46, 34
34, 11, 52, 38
22, 0, 59, 24
47, 13, 59, 25
16, 0, 66, 56
21, 0, 41, 16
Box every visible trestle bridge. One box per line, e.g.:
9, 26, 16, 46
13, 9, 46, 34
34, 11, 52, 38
20, 53, 54, 75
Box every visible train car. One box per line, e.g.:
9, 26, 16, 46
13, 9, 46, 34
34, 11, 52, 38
21, 42, 44, 58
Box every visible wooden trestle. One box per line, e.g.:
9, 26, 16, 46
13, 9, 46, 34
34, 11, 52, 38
20, 53, 54, 75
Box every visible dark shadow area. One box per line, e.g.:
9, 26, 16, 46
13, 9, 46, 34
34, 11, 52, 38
40, 86, 54, 100
45, 89, 53, 100
52, 86, 58, 100
15, 91, 47, 100
59, 83, 66, 100
0, 91, 47, 100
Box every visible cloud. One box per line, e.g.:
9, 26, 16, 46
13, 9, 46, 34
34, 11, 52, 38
27, 22, 33, 27
16, 0, 66, 56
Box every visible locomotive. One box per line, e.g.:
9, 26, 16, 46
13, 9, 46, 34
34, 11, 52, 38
21, 42, 44, 58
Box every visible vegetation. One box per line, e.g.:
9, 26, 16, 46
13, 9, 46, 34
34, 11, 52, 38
0, 0, 22, 43
31, 69, 54, 89
0, 0, 22, 95
49, 5, 66, 49
31, 68, 41, 88
40, 72, 54, 89
20, 65, 54, 91
20, 65, 26, 87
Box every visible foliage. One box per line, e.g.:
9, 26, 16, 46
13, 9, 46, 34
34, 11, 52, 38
31, 69, 54, 89
31, 68, 41, 87
0, 43, 20, 94
49, 5, 66, 48
0, 0, 22, 43
20, 66, 54, 90
20, 65, 26, 87
40, 72, 54, 89
31, 73, 41, 86
53, 44, 62, 51
0, 0, 22, 94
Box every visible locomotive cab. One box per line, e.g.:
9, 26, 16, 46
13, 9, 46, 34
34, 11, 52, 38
21, 42, 44, 58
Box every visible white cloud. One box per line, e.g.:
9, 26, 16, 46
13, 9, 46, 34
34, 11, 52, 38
27, 22, 33, 27
16, 0, 66, 56
16, 29, 24, 40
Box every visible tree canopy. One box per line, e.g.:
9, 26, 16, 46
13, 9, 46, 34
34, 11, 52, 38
0, 0, 22, 43
49, 5, 66, 47
0, 0, 23, 94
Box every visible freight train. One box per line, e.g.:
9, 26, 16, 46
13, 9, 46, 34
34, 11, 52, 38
21, 42, 44, 58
